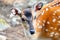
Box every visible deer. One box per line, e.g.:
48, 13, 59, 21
32, 0, 60, 40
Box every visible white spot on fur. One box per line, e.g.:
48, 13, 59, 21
55, 33, 59, 36
50, 32, 55, 35
47, 21, 50, 24
52, 18, 56, 22
41, 11, 44, 15
58, 16, 60, 18
46, 8, 48, 11
45, 29, 48, 32
50, 34, 53, 37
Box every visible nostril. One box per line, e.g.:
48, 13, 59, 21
30, 30, 35, 35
